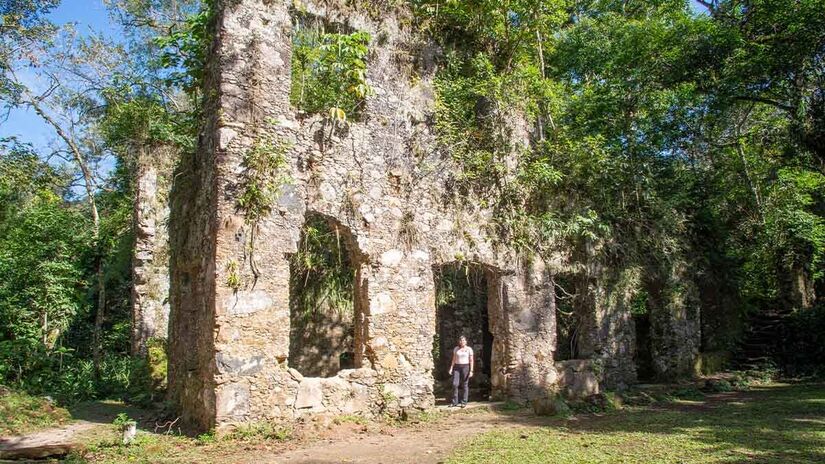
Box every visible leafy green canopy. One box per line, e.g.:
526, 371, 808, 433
0, 0, 210, 402
0, 149, 90, 348
417, 0, 824, 324
0, 0, 59, 103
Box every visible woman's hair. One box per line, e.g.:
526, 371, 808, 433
458, 335, 467, 342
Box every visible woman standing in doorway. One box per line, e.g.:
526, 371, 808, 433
448, 335, 474, 407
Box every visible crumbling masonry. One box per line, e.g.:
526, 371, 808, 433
156, 0, 702, 431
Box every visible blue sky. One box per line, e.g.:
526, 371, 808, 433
0, 0, 114, 150
1, 0, 710, 153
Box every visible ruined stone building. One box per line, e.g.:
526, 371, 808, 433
130, 0, 702, 432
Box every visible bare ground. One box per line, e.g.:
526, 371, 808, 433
268, 406, 534, 464
1, 387, 790, 463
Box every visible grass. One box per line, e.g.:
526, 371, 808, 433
70, 419, 296, 463
228, 420, 293, 441
0, 387, 71, 435
445, 383, 825, 464
68, 431, 210, 463
59, 382, 825, 463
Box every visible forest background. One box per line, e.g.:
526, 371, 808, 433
0, 0, 823, 405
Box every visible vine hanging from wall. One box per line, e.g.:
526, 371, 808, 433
236, 134, 293, 282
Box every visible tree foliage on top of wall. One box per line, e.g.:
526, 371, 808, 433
415, 0, 825, 337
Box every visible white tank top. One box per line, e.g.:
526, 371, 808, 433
454, 346, 473, 365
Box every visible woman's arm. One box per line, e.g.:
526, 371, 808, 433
469, 351, 474, 378
449, 348, 456, 374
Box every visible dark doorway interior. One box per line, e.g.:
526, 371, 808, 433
554, 275, 580, 360
633, 313, 655, 381
288, 213, 359, 378
432, 263, 493, 404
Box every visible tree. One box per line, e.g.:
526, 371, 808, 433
0, 141, 92, 385
0, 0, 59, 105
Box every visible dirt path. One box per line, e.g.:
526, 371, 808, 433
0, 400, 151, 460
265, 405, 545, 464
259, 390, 755, 464
0, 421, 99, 459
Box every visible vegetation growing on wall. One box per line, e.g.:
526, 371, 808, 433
290, 19, 373, 121
289, 215, 356, 323
237, 135, 292, 224
235, 134, 292, 279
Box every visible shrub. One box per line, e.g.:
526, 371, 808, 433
128, 338, 168, 405
290, 26, 372, 121
0, 342, 133, 404
783, 304, 825, 377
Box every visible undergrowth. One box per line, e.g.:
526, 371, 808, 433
0, 386, 71, 435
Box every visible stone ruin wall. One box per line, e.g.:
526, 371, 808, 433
132, 145, 177, 356
166, 0, 559, 431
646, 261, 702, 380
163, 0, 702, 431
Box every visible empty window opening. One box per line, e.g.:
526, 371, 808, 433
290, 12, 371, 121
288, 213, 363, 377
432, 263, 493, 404
554, 275, 581, 360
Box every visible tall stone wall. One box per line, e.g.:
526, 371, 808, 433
492, 260, 558, 400
646, 261, 702, 380
167, 35, 224, 427
575, 262, 639, 389
164, 0, 711, 431
167, 0, 559, 432
131, 145, 177, 356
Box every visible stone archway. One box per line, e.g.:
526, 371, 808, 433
287, 211, 369, 377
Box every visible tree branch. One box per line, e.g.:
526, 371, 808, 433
695, 0, 717, 13
732, 95, 794, 112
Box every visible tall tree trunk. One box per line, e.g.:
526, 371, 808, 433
535, 27, 555, 138
790, 262, 815, 310
736, 140, 764, 224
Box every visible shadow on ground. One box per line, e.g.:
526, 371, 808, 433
68, 400, 158, 428
466, 382, 825, 464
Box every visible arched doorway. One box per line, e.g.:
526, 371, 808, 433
287, 212, 367, 377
